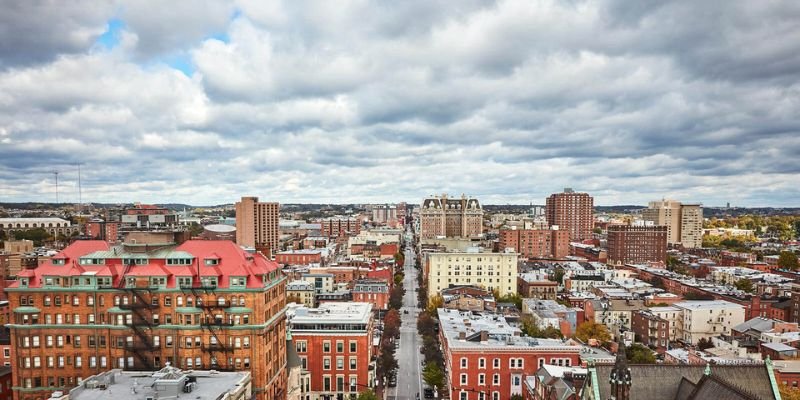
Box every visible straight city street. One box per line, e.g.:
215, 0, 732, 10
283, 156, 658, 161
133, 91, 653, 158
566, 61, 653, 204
391, 228, 424, 400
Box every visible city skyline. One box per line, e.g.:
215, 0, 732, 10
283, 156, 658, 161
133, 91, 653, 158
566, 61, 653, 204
1, 1, 799, 207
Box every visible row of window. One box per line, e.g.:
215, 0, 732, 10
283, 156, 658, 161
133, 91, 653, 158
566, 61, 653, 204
295, 340, 357, 353
320, 375, 368, 392
18, 356, 250, 381
459, 357, 572, 370
18, 334, 252, 349
20, 294, 250, 307
320, 356, 359, 370
16, 312, 251, 326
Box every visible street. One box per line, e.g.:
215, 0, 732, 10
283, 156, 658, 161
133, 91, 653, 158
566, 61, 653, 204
391, 229, 423, 400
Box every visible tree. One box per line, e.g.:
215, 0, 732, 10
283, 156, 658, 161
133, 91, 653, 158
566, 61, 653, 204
593, 227, 602, 234
734, 278, 754, 293
778, 251, 799, 270
357, 390, 380, 400
550, 268, 565, 285
188, 222, 204, 237
510, 395, 524, 400
427, 295, 444, 314
520, 316, 563, 339
574, 321, 611, 344
627, 343, 656, 364
495, 292, 523, 310
780, 383, 800, 400
422, 361, 445, 388
383, 309, 401, 339
394, 273, 405, 286
394, 252, 405, 266
389, 285, 404, 310
417, 312, 436, 338
13, 228, 53, 246
697, 338, 715, 350
377, 350, 398, 382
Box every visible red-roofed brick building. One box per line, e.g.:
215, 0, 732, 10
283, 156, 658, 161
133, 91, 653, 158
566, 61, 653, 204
7, 240, 287, 400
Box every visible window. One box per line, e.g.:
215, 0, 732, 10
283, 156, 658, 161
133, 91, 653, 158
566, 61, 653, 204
460, 374, 467, 385
479, 358, 486, 368
323, 341, 331, 352
493, 374, 499, 385
479, 374, 485, 385
460, 392, 467, 400
349, 357, 357, 370
350, 341, 357, 352
336, 357, 344, 370
296, 341, 307, 353
87, 296, 94, 306
460, 357, 467, 369
164, 296, 172, 306
493, 358, 500, 368
323, 357, 331, 370
337, 341, 344, 352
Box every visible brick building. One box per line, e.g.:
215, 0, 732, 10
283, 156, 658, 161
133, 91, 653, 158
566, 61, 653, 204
351, 280, 389, 311
6, 240, 287, 400
499, 228, 569, 260
606, 225, 667, 265
289, 303, 376, 399
545, 189, 593, 242
235, 196, 280, 256
631, 310, 671, 350
275, 250, 324, 266
438, 308, 582, 400
83, 220, 120, 243
517, 272, 558, 300
319, 218, 361, 239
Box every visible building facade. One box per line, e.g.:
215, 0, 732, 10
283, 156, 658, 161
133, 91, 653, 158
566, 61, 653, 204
351, 281, 389, 311
673, 301, 746, 345
642, 200, 703, 249
319, 218, 361, 239
438, 309, 582, 400
498, 228, 569, 260
289, 303, 376, 400
6, 240, 287, 400
0, 218, 78, 238
235, 197, 280, 256
425, 249, 518, 298
606, 225, 667, 265
545, 190, 594, 242
420, 194, 483, 239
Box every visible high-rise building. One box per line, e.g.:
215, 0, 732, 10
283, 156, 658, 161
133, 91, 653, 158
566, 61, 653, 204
642, 200, 703, 248
318, 217, 361, 238
419, 194, 483, 239
370, 204, 397, 224
289, 303, 376, 398
7, 240, 287, 400
498, 227, 569, 260
607, 225, 667, 265
545, 189, 594, 242
235, 196, 279, 256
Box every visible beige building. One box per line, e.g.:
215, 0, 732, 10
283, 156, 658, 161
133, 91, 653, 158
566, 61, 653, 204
674, 300, 745, 344
235, 196, 279, 256
425, 248, 518, 298
286, 280, 316, 307
648, 306, 682, 342
642, 200, 703, 248
420, 194, 483, 239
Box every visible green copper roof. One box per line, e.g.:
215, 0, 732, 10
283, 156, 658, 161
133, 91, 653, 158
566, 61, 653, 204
13, 306, 41, 313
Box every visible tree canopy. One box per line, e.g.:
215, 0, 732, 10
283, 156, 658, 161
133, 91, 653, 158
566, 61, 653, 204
778, 252, 799, 270
575, 321, 611, 344
422, 362, 445, 389
734, 278, 754, 293
357, 390, 380, 400
626, 343, 656, 364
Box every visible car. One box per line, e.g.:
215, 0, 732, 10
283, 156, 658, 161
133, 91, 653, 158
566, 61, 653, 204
388, 378, 397, 387
424, 388, 435, 399
403, 310, 409, 314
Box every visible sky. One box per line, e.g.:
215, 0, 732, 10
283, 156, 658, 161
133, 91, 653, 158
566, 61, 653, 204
0, 1, 799, 207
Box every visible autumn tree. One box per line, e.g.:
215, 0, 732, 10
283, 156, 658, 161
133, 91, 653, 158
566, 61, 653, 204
734, 278, 754, 293
417, 312, 436, 338
383, 309, 401, 339
357, 390, 380, 400
427, 295, 444, 314
574, 321, 611, 344
286, 294, 303, 304
778, 252, 799, 270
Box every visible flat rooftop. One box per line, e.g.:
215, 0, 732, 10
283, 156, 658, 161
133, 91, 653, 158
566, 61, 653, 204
291, 302, 373, 325
66, 368, 249, 400
674, 300, 744, 310
437, 308, 581, 351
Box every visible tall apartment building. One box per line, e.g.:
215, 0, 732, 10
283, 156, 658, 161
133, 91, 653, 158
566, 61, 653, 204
7, 240, 288, 400
545, 189, 593, 242
370, 204, 397, 224
642, 200, 703, 248
607, 225, 667, 265
425, 248, 518, 298
498, 227, 569, 260
289, 303, 376, 399
420, 194, 483, 239
235, 196, 280, 256
319, 218, 361, 238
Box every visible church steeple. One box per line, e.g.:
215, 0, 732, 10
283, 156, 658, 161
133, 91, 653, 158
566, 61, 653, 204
609, 336, 632, 400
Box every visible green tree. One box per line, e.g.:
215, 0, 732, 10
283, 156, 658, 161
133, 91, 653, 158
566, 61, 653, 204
510, 395, 524, 400
734, 278, 754, 293
494, 291, 523, 310
357, 390, 379, 400
188, 222, 204, 237
550, 268, 565, 285
593, 227, 602, 234
394, 273, 405, 285
417, 312, 436, 338
778, 252, 799, 270
520, 315, 563, 339
574, 321, 611, 344
422, 362, 445, 388
627, 343, 656, 364
697, 337, 715, 350
377, 350, 398, 382
13, 228, 53, 246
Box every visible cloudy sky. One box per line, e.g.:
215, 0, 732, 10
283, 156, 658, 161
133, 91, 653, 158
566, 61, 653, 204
1, 1, 799, 207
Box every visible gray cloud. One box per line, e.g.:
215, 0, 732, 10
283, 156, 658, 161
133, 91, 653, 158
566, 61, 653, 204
1, 0, 799, 207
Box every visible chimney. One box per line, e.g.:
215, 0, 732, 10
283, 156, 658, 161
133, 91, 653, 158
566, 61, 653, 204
459, 331, 466, 340
480, 331, 488, 342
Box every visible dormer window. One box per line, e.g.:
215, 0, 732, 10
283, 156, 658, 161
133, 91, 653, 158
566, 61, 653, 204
52, 259, 66, 266
20, 278, 28, 287
166, 258, 192, 265
205, 258, 220, 266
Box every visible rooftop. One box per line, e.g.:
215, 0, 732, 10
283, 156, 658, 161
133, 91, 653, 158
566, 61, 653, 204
64, 367, 250, 400
290, 302, 373, 325
674, 300, 744, 311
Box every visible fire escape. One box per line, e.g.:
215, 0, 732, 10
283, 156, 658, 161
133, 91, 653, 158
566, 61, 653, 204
182, 282, 234, 370
121, 285, 158, 370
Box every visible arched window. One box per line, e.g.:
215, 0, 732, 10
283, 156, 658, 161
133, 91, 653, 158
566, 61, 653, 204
217, 296, 225, 306
176, 296, 183, 306
239, 296, 246, 307
28, 296, 34, 305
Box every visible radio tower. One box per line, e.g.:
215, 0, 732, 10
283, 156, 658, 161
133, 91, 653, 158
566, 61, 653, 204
54, 171, 59, 204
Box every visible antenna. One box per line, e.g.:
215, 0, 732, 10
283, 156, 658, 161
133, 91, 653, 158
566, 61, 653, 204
77, 164, 82, 212
54, 171, 59, 205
